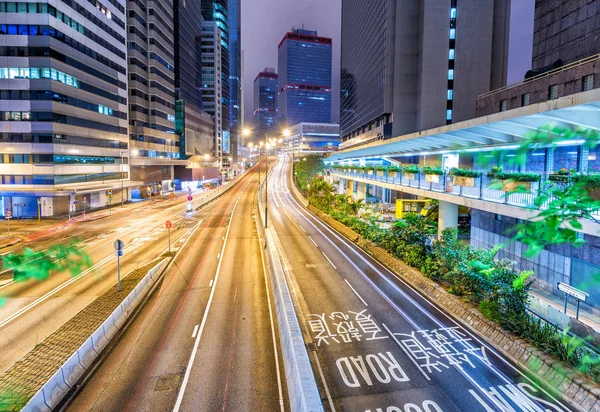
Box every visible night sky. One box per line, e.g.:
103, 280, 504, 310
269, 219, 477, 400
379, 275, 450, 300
241, 0, 533, 127
241, 0, 342, 126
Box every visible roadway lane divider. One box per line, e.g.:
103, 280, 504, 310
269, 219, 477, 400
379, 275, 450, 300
256, 171, 324, 412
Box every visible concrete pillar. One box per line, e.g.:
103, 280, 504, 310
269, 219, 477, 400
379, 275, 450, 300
356, 181, 367, 201
580, 146, 589, 172
345, 179, 353, 197
545, 148, 554, 173
338, 178, 346, 195
438, 200, 459, 238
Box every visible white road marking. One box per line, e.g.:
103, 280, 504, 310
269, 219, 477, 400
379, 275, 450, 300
299, 225, 306, 233
344, 279, 368, 306
191, 325, 199, 338
217, 253, 220, 258
209, 279, 213, 287
382, 323, 430, 381
313, 352, 336, 412
173, 178, 252, 412
308, 235, 319, 248
322, 252, 337, 270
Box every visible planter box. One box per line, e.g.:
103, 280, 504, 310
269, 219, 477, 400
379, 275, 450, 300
498, 180, 532, 192
377, 171, 384, 177
425, 174, 440, 183
453, 176, 475, 187
389, 171, 398, 178
549, 174, 569, 183
367, 170, 374, 175
404, 173, 415, 180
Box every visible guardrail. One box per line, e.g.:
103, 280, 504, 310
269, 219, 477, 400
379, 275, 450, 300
24, 259, 169, 412
256, 168, 324, 412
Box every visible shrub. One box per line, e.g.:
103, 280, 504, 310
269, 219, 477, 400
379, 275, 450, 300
422, 165, 444, 175
403, 164, 420, 174
449, 168, 481, 178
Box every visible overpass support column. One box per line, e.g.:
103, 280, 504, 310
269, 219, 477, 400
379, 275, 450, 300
345, 179, 353, 197
338, 178, 346, 194
356, 181, 367, 201
438, 200, 459, 238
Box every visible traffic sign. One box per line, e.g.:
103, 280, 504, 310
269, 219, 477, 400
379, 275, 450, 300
73, 200, 79, 205
165, 220, 172, 229
557, 282, 588, 302
5, 210, 12, 219
113, 239, 124, 251
187, 195, 193, 201
83, 196, 88, 204
37, 198, 41, 205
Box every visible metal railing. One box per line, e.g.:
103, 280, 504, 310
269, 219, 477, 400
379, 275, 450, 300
478, 52, 600, 99
332, 169, 600, 218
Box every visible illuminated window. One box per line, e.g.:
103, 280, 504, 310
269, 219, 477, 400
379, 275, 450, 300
449, 49, 455, 60
446, 110, 453, 120
447, 90, 453, 100
450, 8, 457, 18
448, 69, 454, 80
449, 28, 456, 39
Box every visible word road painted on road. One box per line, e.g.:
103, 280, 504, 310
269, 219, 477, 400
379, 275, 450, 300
307, 310, 388, 346
469, 383, 567, 412
336, 352, 409, 388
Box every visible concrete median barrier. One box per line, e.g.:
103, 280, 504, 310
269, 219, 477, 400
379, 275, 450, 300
256, 177, 324, 412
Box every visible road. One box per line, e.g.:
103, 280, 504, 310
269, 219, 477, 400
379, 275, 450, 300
0, 183, 240, 374
64, 167, 287, 412
267, 155, 573, 412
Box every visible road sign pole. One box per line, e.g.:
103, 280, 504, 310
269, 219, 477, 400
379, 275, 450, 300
117, 253, 121, 292
6, 218, 9, 237
168, 227, 171, 253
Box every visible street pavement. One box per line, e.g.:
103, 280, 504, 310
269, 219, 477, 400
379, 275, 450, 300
0, 183, 238, 374
64, 167, 287, 412
267, 155, 573, 412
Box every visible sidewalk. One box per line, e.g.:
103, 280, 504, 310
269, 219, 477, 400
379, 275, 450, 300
530, 289, 600, 334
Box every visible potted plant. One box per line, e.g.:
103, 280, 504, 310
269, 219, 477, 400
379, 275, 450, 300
366, 165, 375, 175
358, 166, 366, 174
573, 173, 600, 200
403, 164, 420, 180
449, 168, 481, 187
549, 168, 577, 183
487, 167, 541, 191
376, 165, 387, 177
388, 165, 401, 178
422, 165, 444, 183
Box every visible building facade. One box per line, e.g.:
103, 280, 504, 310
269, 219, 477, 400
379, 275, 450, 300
284, 122, 341, 154
228, 0, 241, 162
339, 0, 511, 148
0, 0, 130, 216
201, 0, 231, 163
253, 68, 278, 138
476, 0, 600, 117
278, 28, 332, 127
128, 0, 181, 197
201, 19, 223, 167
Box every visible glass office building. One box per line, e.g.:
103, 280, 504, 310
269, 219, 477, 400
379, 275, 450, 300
175, 0, 203, 109
253, 68, 278, 136
228, 0, 241, 160
278, 28, 332, 126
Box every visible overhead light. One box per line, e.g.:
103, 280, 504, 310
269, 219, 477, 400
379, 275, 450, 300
556, 139, 585, 145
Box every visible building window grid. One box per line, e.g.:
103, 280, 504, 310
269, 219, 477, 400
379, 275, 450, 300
583, 74, 594, 92
549, 84, 558, 100
500, 100, 507, 112
522, 93, 530, 106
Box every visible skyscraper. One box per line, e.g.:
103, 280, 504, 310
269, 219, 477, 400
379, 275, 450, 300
228, 0, 242, 161
174, 0, 203, 109
253, 68, 278, 137
340, 0, 511, 147
0, 0, 129, 216
202, 0, 231, 162
278, 28, 332, 127
128, 0, 180, 196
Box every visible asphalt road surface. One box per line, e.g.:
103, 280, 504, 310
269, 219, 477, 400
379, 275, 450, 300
267, 155, 573, 412
64, 167, 287, 412
0, 182, 243, 373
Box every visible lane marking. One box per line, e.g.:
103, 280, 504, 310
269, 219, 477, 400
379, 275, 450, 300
299, 225, 306, 233
313, 351, 336, 412
209, 279, 213, 287
382, 323, 430, 381
344, 279, 368, 306
217, 253, 220, 258
308, 236, 319, 248
322, 252, 337, 270
172, 178, 252, 412
192, 325, 199, 338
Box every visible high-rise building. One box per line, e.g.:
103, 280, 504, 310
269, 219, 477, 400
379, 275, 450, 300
202, 0, 231, 163
228, 0, 241, 162
0, 0, 129, 216
128, 0, 181, 197
174, 0, 203, 109
278, 28, 332, 127
201, 19, 224, 166
339, 0, 511, 148
253, 68, 278, 137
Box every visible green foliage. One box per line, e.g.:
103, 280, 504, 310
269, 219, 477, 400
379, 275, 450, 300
487, 169, 541, 182
2, 240, 92, 282
422, 165, 444, 175
449, 168, 481, 178
294, 155, 324, 190
403, 164, 420, 174
388, 165, 402, 173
